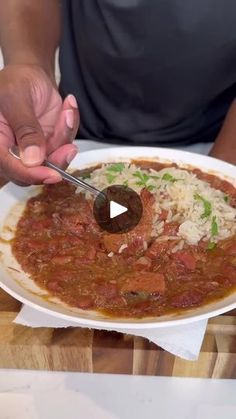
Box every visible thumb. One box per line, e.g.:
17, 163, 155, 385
1, 99, 46, 167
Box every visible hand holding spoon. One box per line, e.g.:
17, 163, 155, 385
9, 145, 102, 198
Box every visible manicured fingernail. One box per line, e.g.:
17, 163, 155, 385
68, 94, 78, 109
43, 175, 62, 184
21, 145, 42, 165
65, 109, 74, 129
66, 147, 79, 164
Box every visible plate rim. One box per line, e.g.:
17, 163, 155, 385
1, 145, 236, 329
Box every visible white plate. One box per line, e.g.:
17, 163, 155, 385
0, 146, 236, 329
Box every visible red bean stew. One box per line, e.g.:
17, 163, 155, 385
12, 161, 236, 318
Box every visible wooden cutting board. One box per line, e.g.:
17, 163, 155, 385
0, 177, 235, 377
0, 288, 235, 377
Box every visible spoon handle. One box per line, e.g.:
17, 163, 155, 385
44, 160, 100, 196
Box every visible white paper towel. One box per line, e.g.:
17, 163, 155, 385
14, 306, 207, 360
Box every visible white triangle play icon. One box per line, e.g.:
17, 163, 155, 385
110, 200, 128, 219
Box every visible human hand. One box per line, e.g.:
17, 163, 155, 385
0, 64, 79, 185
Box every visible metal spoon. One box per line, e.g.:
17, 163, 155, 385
9, 145, 102, 198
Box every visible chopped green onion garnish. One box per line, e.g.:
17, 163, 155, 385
194, 193, 212, 218
106, 173, 116, 183
207, 241, 217, 250
211, 216, 218, 237
133, 171, 149, 182
123, 180, 129, 187
162, 173, 178, 182
135, 181, 145, 187
224, 195, 229, 203
133, 170, 151, 188
106, 163, 125, 174
147, 185, 155, 191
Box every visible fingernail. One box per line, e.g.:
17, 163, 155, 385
21, 145, 42, 165
68, 94, 78, 109
65, 109, 74, 129
44, 175, 62, 184
66, 147, 79, 164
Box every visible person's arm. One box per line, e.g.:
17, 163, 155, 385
209, 100, 236, 165
0, 0, 60, 81
0, 0, 79, 185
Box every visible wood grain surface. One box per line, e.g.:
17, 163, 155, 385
0, 178, 235, 377
0, 289, 235, 377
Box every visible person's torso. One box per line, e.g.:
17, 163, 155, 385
59, 0, 236, 144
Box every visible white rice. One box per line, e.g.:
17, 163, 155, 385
118, 244, 128, 254
76, 163, 236, 248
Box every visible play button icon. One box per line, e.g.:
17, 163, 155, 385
93, 185, 143, 234
110, 201, 127, 219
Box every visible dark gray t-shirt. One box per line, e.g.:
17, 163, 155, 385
59, 0, 236, 145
